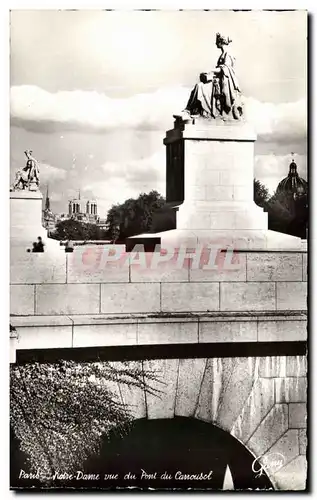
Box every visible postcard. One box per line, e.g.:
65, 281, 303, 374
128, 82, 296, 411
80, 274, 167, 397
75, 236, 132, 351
10, 9, 307, 491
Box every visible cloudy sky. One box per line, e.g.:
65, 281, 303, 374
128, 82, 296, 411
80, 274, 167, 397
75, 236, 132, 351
10, 10, 307, 216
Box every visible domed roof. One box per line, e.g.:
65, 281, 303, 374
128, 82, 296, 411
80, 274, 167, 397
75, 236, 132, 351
276, 158, 307, 197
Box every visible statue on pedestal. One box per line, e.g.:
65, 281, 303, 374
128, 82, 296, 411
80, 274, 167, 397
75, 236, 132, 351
11, 150, 40, 191
174, 33, 243, 123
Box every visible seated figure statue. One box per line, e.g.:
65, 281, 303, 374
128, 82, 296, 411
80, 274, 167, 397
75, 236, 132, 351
11, 150, 40, 191
175, 33, 243, 121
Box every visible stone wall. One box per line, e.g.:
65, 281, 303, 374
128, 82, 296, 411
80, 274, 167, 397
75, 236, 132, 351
11, 249, 307, 317
102, 356, 307, 490
10, 248, 307, 351
9, 247, 308, 490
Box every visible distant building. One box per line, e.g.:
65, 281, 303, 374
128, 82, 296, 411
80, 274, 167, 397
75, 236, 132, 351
275, 157, 307, 200
42, 186, 57, 234
96, 217, 108, 230
272, 156, 308, 239
68, 191, 99, 223
57, 213, 69, 222
54, 191, 108, 232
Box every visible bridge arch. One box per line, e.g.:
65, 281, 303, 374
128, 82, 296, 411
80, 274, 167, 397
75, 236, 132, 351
109, 357, 306, 490
83, 416, 273, 489
10, 355, 306, 490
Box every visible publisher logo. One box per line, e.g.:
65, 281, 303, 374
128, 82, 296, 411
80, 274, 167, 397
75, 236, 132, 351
252, 452, 285, 479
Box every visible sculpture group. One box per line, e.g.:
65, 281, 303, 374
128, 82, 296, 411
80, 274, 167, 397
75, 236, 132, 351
175, 32, 243, 122
11, 150, 40, 191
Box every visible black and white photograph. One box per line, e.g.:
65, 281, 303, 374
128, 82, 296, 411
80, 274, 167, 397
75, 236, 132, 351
9, 9, 308, 491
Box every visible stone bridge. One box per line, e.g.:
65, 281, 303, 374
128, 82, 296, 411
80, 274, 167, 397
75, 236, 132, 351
10, 120, 308, 490
10, 245, 307, 490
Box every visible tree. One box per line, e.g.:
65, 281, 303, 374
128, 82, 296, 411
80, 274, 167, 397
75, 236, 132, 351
10, 360, 162, 487
253, 179, 307, 238
253, 179, 270, 208
267, 190, 308, 238
51, 219, 108, 241
106, 190, 166, 241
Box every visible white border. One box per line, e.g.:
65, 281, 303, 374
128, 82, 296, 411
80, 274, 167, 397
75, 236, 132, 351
2, 2, 315, 498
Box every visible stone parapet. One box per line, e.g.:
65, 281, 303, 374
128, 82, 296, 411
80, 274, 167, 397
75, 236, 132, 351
10, 311, 307, 351
10, 249, 307, 317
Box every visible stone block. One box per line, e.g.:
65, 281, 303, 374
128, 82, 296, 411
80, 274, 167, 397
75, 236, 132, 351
231, 378, 275, 445
206, 185, 234, 201
35, 283, 100, 315
258, 356, 287, 378
203, 170, 221, 184
185, 211, 213, 229
101, 283, 160, 314
302, 253, 307, 282
189, 251, 246, 282
116, 361, 147, 419
143, 359, 179, 419
234, 210, 268, 230
275, 377, 307, 403
233, 185, 250, 200
246, 253, 302, 282
195, 358, 229, 423
276, 282, 307, 310
289, 403, 306, 428
10, 251, 67, 284
175, 358, 207, 417
265, 230, 303, 251
258, 355, 307, 378
10, 336, 17, 363
10, 284, 35, 315
246, 404, 289, 457
273, 455, 307, 490
219, 170, 249, 186
17, 325, 73, 350
216, 358, 260, 433
199, 320, 257, 343
130, 253, 189, 283
259, 430, 299, 474
286, 356, 307, 377
138, 318, 198, 345
72, 322, 137, 347
161, 282, 219, 313
191, 184, 207, 201
67, 247, 129, 283
299, 429, 307, 455
220, 282, 275, 311
209, 211, 237, 229
10, 190, 46, 241
258, 320, 307, 342
11, 315, 73, 327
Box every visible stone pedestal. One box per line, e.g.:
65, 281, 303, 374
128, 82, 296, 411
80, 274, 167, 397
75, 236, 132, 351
10, 190, 60, 253
146, 120, 304, 250
165, 122, 267, 232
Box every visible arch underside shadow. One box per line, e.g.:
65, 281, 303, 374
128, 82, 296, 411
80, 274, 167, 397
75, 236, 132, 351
82, 417, 273, 490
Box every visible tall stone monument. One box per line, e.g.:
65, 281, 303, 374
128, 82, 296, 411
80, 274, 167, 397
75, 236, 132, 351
10, 150, 59, 251
153, 32, 304, 250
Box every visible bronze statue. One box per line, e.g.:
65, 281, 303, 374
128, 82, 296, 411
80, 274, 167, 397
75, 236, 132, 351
11, 150, 40, 191
175, 33, 243, 122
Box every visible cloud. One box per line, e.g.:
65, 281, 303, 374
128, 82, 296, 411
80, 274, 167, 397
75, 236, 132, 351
49, 192, 63, 202
38, 163, 67, 183
11, 85, 306, 145
245, 97, 307, 142
10, 85, 189, 133
254, 153, 307, 194
84, 151, 166, 215
100, 150, 165, 182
